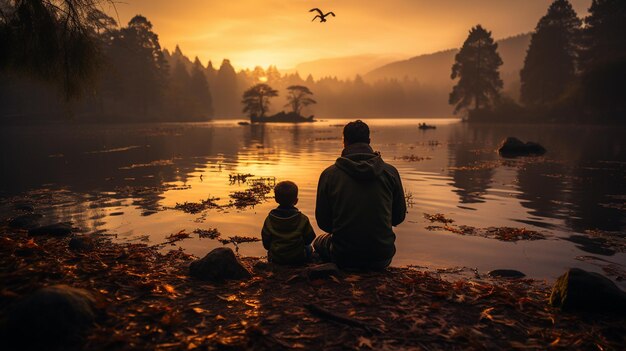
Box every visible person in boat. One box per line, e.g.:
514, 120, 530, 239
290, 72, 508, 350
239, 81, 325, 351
261, 181, 316, 265
313, 120, 406, 270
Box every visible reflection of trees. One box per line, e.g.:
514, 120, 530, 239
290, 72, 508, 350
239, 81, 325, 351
566, 163, 625, 232
447, 125, 496, 204
244, 124, 266, 149
0, 124, 224, 213
516, 161, 567, 220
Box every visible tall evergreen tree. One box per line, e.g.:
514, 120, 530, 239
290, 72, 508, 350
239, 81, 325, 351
169, 60, 192, 117
449, 25, 503, 113
520, 0, 581, 106
582, 0, 626, 70
580, 0, 626, 118
116, 15, 168, 118
214, 59, 239, 117
190, 57, 214, 119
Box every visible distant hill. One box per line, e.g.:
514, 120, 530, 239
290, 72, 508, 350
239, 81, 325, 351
365, 33, 531, 98
292, 54, 404, 80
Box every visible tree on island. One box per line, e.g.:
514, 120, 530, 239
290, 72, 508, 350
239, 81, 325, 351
242, 84, 278, 118
520, 0, 582, 106
449, 25, 503, 114
285, 85, 316, 115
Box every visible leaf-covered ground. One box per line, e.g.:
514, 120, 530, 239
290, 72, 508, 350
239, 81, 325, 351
0, 227, 624, 351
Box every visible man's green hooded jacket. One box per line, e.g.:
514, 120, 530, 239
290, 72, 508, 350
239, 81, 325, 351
315, 143, 406, 267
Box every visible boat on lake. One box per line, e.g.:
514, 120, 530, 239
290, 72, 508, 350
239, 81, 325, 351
418, 123, 437, 130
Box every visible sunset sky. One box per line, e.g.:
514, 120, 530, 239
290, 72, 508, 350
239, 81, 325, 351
105, 0, 591, 70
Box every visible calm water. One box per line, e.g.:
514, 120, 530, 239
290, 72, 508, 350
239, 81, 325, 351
1, 119, 624, 283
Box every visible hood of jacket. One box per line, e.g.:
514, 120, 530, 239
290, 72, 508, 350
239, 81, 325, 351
267, 209, 303, 233
335, 143, 384, 180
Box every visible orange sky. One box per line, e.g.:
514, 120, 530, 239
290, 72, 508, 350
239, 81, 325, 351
104, 0, 591, 70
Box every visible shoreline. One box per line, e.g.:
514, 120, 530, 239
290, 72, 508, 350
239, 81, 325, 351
1, 228, 623, 350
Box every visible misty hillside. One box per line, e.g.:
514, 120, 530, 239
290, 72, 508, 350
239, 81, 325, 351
292, 54, 404, 80
365, 33, 531, 98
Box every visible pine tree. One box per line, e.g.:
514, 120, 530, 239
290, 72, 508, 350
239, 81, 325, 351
582, 0, 626, 70
113, 15, 169, 118
520, 0, 582, 106
190, 57, 214, 119
215, 59, 239, 117
449, 25, 503, 114
580, 0, 626, 119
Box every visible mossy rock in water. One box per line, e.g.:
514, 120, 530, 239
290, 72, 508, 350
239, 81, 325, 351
498, 137, 546, 157
189, 247, 252, 282
0, 285, 97, 351
550, 268, 626, 313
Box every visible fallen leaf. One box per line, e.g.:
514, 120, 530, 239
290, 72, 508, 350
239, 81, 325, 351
480, 307, 495, 322
192, 307, 209, 314
550, 337, 560, 347
163, 284, 176, 294
357, 336, 373, 348
217, 294, 237, 302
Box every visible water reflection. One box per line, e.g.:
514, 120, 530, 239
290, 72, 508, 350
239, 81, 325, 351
0, 120, 624, 282
447, 125, 497, 205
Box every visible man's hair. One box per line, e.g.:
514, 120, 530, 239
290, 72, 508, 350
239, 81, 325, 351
343, 120, 370, 145
274, 181, 298, 206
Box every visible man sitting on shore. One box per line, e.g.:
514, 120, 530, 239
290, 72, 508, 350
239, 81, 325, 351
313, 120, 406, 270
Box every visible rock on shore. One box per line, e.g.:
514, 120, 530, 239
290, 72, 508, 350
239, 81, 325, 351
189, 247, 252, 282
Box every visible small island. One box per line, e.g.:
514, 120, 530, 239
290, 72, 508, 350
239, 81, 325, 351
251, 111, 315, 123
243, 84, 317, 123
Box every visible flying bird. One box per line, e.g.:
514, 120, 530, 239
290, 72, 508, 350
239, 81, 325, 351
310, 8, 335, 23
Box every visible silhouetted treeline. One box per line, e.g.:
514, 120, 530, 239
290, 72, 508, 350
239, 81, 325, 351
462, 0, 626, 123
1, 14, 214, 122
2, 1, 624, 123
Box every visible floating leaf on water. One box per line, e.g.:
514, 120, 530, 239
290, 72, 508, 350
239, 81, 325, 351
424, 213, 455, 224
193, 228, 221, 240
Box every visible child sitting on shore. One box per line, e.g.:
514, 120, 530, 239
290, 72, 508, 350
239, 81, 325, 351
261, 181, 315, 265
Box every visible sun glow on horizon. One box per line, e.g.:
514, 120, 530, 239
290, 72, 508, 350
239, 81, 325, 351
110, 0, 591, 71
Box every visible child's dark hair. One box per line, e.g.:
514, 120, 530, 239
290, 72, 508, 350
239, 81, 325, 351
343, 120, 370, 145
274, 181, 298, 206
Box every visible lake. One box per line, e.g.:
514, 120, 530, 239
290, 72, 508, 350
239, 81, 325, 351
1, 119, 624, 284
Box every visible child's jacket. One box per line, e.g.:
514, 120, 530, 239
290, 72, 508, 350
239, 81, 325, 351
261, 206, 315, 265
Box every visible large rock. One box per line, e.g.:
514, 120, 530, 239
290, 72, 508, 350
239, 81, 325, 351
498, 137, 546, 157
28, 222, 73, 237
0, 285, 97, 351
189, 247, 252, 282
550, 268, 626, 312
